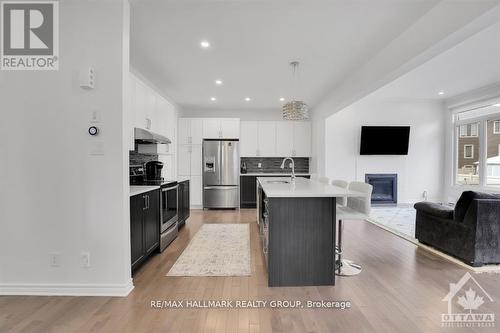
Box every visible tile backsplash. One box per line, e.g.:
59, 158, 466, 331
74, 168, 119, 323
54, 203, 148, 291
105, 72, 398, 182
241, 157, 309, 174
129, 150, 158, 166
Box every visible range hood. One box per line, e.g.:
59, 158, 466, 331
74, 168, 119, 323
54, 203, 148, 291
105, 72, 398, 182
134, 128, 171, 144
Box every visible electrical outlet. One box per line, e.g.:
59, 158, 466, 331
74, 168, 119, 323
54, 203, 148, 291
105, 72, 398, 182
81, 252, 90, 268
258, 163, 262, 168
50, 252, 60, 267
288, 162, 292, 168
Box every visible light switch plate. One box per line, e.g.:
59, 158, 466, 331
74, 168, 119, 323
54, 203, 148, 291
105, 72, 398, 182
90, 109, 101, 123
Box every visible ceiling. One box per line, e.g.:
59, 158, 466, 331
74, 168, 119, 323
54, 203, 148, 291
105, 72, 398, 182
370, 20, 500, 101
130, 0, 440, 111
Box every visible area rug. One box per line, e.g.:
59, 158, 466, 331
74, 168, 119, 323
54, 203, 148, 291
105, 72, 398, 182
369, 204, 416, 239
167, 223, 251, 276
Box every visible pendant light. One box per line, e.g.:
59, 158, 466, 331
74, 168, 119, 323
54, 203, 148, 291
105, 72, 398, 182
282, 61, 309, 120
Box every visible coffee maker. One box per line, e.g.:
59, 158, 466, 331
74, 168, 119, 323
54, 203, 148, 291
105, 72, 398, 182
145, 161, 164, 181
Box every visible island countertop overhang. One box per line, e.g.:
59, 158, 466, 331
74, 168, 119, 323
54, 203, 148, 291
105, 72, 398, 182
257, 177, 365, 198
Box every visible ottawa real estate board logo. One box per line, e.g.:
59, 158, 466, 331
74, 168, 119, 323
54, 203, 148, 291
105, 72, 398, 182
441, 272, 495, 328
1, 1, 58, 70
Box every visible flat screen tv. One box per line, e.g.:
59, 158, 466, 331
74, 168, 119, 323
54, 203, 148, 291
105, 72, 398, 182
360, 126, 410, 155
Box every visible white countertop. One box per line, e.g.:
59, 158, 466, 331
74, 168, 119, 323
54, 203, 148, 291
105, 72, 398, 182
257, 177, 366, 198
130, 186, 160, 196
178, 175, 190, 182
241, 173, 310, 176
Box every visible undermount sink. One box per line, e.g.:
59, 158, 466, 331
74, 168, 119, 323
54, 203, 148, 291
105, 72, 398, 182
266, 180, 290, 184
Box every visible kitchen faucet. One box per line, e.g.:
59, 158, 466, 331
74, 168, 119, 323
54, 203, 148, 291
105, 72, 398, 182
280, 157, 295, 182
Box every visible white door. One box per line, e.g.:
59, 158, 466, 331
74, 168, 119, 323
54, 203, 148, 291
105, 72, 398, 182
258, 121, 276, 157
190, 175, 202, 206
221, 119, 240, 139
190, 145, 202, 176
276, 121, 294, 157
177, 145, 191, 176
240, 121, 258, 157
190, 118, 204, 144
203, 119, 221, 138
293, 122, 311, 157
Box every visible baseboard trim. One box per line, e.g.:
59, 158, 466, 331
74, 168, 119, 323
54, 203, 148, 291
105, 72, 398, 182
0, 279, 134, 296
366, 218, 500, 274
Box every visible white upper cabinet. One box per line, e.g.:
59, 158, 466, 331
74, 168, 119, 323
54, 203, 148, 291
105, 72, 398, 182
178, 118, 203, 145
129, 72, 178, 151
202, 118, 240, 139
276, 121, 294, 156
240, 121, 259, 157
202, 119, 221, 139
293, 122, 311, 157
258, 121, 276, 157
190, 119, 203, 144
239, 120, 311, 157
221, 119, 240, 139
178, 118, 190, 145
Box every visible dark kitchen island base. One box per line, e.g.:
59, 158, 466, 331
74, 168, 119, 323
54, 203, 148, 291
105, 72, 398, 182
259, 187, 336, 287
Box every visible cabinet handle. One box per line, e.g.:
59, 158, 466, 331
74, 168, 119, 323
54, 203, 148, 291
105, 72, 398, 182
147, 195, 150, 209
143, 195, 147, 210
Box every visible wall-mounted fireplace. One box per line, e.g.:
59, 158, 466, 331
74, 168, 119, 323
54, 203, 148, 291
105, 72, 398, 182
365, 174, 398, 205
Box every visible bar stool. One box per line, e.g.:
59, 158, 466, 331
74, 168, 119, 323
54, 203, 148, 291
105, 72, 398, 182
331, 179, 349, 206
335, 181, 373, 276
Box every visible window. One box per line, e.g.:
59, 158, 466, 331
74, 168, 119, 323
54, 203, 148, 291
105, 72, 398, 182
459, 123, 479, 137
486, 119, 500, 186
494, 121, 500, 134
456, 121, 480, 185
454, 103, 500, 187
464, 145, 474, 159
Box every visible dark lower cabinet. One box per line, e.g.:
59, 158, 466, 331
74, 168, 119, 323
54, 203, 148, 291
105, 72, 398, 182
240, 176, 258, 208
130, 189, 160, 272
240, 175, 311, 208
177, 180, 190, 228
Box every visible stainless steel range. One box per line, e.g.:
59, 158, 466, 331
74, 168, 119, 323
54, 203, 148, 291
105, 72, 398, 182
130, 164, 178, 252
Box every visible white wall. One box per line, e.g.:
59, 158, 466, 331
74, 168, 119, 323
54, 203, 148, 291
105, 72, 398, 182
0, 0, 132, 296
325, 100, 446, 203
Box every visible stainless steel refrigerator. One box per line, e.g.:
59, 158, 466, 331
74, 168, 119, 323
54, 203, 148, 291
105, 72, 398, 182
203, 139, 240, 208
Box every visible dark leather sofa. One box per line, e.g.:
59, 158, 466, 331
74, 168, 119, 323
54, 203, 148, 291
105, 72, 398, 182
414, 191, 500, 266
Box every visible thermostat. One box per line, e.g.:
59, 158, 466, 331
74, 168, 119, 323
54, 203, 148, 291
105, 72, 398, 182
88, 126, 99, 136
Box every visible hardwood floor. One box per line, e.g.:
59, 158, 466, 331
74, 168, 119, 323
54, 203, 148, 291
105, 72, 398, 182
1, 209, 500, 332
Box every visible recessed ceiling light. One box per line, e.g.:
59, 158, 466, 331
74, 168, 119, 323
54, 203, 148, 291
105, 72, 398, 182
245, 97, 251, 102
279, 97, 285, 102
215, 80, 223, 85
210, 97, 216, 101
200, 40, 210, 48
494, 103, 500, 107
438, 91, 445, 95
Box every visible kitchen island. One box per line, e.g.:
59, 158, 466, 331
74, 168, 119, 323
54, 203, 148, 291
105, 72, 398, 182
257, 177, 363, 287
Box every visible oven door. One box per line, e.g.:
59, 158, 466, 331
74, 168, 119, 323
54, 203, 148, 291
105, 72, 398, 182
161, 185, 178, 233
